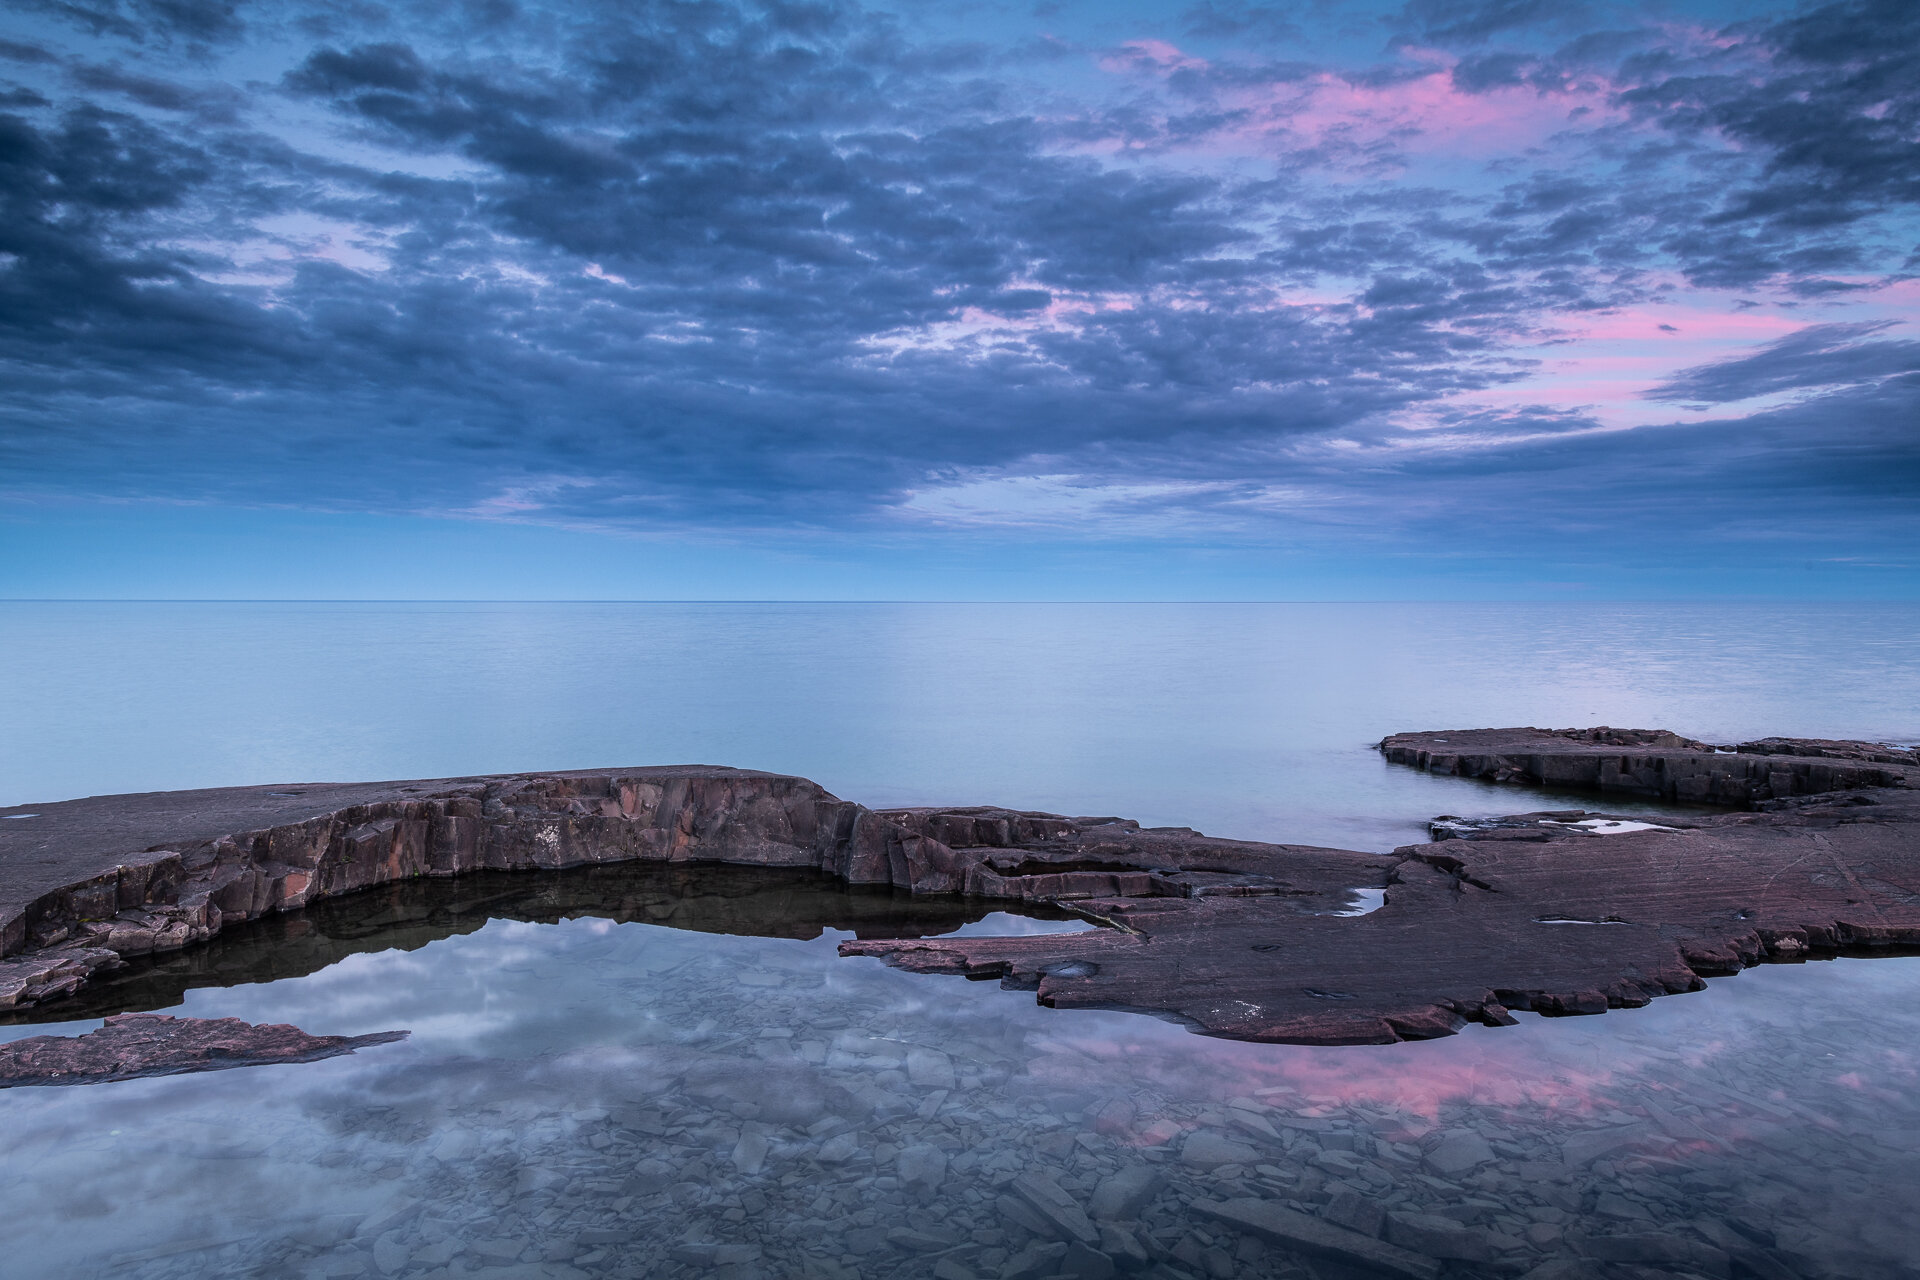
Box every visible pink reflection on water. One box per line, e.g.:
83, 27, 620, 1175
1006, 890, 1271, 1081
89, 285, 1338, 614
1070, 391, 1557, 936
1022, 1020, 1638, 1121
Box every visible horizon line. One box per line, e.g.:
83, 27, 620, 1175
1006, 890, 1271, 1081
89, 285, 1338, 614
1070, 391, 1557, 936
4, 597, 1918, 606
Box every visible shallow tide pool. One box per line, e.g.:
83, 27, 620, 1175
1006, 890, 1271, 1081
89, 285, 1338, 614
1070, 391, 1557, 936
2, 866, 1916, 1280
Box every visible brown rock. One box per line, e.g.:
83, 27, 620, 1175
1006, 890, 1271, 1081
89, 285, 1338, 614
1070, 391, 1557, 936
5, 728, 1918, 1047
0, 1013, 406, 1086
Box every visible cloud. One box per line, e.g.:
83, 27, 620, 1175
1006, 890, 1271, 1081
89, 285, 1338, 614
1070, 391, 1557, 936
0, 0, 1912, 581
1648, 322, 1920, 404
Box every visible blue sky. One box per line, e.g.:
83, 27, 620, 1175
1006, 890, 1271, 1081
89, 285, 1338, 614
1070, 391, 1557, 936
1, 0, 1915, 598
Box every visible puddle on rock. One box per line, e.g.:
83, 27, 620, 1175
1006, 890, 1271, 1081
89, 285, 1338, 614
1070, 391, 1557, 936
0, 862, 1916, 1280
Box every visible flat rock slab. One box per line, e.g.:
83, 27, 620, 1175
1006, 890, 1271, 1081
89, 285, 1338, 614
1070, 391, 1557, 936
1194, 1198, 1442, 1280
0, 1013, 408, 1087
844, 729, 1920, 1042
3, 728, 1918, 1045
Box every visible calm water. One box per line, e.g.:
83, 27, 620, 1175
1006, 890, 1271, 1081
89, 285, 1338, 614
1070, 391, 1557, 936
3, 602, 1919, 1280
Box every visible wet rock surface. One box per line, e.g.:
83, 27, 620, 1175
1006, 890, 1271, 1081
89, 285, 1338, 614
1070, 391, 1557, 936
0, 1013, 407, 1086
849, 730, 1920, 1043
4, 728, 1918, 1044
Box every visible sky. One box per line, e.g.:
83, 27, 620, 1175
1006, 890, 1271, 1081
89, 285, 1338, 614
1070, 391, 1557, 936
0, 0, 1915, 599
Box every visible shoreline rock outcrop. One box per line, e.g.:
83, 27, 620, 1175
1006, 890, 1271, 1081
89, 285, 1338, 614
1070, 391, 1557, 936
842, 729, 1920, 1042
3, 728, 1917, 1044
0, 767, 1385, 1016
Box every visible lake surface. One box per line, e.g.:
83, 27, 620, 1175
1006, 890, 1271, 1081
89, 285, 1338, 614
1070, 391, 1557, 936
3, 601, 1919, 1280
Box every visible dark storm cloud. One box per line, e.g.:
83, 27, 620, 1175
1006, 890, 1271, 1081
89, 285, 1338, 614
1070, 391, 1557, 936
1398, 0, 1580, 46
23, 0, 246, 46
1616, 0, 1920, 228
0, 0, 1913, 563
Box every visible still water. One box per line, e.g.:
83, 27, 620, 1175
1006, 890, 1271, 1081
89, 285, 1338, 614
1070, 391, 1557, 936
2, 602, 1919, 1280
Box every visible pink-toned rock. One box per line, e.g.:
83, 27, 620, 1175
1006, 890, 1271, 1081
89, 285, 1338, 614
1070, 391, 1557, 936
0, 1013, 407, 1086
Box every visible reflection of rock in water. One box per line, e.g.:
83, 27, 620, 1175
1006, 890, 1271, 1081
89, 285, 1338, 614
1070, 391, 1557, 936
0, 1013, 406, 1086
7, 864, 1087, 1023
3, 907, 1917, 1278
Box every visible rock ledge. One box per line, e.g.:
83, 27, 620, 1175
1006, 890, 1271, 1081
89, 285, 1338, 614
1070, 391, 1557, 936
4, 729, 1917, 1044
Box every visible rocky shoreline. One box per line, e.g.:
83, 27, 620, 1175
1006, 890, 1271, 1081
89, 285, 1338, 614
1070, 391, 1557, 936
3, 728, 1917, 1045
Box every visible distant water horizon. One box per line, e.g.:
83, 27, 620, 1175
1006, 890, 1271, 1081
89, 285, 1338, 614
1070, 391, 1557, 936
6, 600, 1917, 851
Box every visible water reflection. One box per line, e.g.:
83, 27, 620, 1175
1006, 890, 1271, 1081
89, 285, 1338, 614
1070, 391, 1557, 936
1, 865, 1095, 1027
0, 866, 1914, 1280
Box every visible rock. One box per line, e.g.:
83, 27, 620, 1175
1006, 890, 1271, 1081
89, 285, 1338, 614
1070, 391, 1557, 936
1386, 1212, 1494, 1262
1322, 1189, 1386, 1238
1090, 1167, 1163, 1220
896, 1142, 948, 1191
1310, 1149, 1366, 1176
469, 1237, 531, 1264
886, 1228, 958, 1253
906, 1047, 956, 1090
626, 1158, 674, 1192
1059, 1243, 1116, 1279
1180, 1131, 1261, 1169
293, 1215, 367, 1249
1091, 1097, 1136, 1136
372, 1233, 410, 1276
1559, 1123, 1670, 1167
1226, 1108, 1281, 1142
1517, 1263, 1608, 1280
731, 1128, 770, 1175
0, 1014, 408, 1087
1137, 1119, 1181, 1146
1578, 1233, 1731, 1277
1008, 1172, 1099, 1245
931, 1261, 977, 1280
849, 731, 1920, 1043
816, 1133, 860, 1164
8, 734, 1920, 1047
1001, 1242, 1069, 1280
842, 1226, 888, 1255
997, 1194, 1058, 1240
1423, 1129, 1495, 1175
1724, 1248, 1805, 1280
1097, 1223, 1151, 1269
1193, 1199, 1440, 1280
1593, 1192, 1653, 1221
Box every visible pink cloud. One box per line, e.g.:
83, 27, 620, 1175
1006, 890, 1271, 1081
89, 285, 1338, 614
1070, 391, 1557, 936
1093, 40, 1629, 163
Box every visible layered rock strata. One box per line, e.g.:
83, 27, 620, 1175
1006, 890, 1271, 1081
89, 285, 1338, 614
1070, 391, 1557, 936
0, 768, 1387, 1015
1377, 725, 1915, 804
4, 728, 1917, 1045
